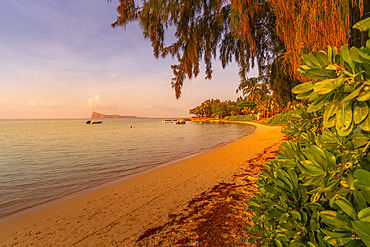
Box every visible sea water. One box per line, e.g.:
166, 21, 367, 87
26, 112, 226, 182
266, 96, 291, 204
0, 119, 255, 219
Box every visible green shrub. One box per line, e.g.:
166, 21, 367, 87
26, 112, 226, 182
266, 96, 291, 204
247, 17, 370, 247
224, 115, 255, 121
266, 110, 300, 125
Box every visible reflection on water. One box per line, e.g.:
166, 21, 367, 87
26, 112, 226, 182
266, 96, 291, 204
0, 119, 255, 219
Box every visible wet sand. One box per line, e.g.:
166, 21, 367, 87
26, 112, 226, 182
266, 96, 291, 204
0, 122, 283, 246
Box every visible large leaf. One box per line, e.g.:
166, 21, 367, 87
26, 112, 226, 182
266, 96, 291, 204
354, 169, 370, 184
296, 90, 313, 100
341, 45, 354, 73
324, 150, 337, 169
321, 229, 351, 238
359, 113, 370, 131
349, 46, 369, 63
353, 101, 369, 124
358, 207, 370, 222
320, 211, 353, 231
292, 81, 315, 94
351, 221, 370, 246
314, 79, 336, 95
297, 160, 326, 176
302, 53, 321, 68
342, 84, 364, 103
308, 93, 331, 113
352, 132, 368, 149
316, 51, 329, 67
303, 69, 330, 79
325, 237, 353, 246
333, 196, 357, 220
353, 16, 370, 31
336, 101, 353, 136
358, 48, 370, 61
357, 90, 370, 101
354, 190, 368, 210
327, 46, 333, 64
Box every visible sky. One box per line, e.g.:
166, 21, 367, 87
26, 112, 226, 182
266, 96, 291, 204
0, 0, 257, 119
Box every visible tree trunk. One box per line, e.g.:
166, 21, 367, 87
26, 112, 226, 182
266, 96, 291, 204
360, 31, 368, 47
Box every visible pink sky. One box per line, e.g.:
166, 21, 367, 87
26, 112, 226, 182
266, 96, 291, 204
0, 0, 257, 119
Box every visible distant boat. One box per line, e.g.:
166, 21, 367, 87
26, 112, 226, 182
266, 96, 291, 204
86, 120, 102, 124
176, 119, 186, 124
162, 119, 173, 123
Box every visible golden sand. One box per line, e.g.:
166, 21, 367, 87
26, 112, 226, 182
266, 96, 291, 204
0, 122, 283, 246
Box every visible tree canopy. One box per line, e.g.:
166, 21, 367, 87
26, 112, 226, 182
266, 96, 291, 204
108, 0, 282, 99
108, 0, 367, 105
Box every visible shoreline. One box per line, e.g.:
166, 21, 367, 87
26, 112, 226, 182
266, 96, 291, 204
0, 122, 283, 246
0, 121, 255, 223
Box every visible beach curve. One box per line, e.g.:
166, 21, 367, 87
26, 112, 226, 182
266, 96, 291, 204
0, 122, 283, 246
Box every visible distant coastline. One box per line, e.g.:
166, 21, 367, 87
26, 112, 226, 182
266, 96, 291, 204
91, 111, 149, 119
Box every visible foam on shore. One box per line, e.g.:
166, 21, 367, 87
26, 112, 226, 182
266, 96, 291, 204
0, 122, 283, 246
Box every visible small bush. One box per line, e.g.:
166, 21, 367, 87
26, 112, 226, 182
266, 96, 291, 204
224, 115, 255, 121
266, 110, 300, 125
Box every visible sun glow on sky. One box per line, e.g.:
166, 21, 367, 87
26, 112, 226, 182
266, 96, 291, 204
0, 0, 257, 119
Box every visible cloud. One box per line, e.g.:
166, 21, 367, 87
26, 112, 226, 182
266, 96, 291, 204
28, 99, 65, 108
83, 95, 112, 109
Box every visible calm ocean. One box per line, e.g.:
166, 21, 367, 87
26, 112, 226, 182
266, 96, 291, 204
0, 119, 255, 219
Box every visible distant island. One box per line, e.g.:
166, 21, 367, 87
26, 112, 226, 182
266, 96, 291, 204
91, 111, 148, 119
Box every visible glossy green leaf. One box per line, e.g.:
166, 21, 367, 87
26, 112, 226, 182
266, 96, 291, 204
307, 93, 331, 113
292, 81, 315, 94
358, 48, 370, 61
274, 239, 283, 247
316, 51, 329, 67
327, 46, 333, 64
320, 211, 353, 231
321, 229, 351, 238
362, 190, 370, 204
297, 65, 311, 74
324, 151, 337, 169
276, 170, 293, 189
341, 84, 364, 103
354, 169, 370, 184
314, 79, 336, 95
353, 16, 370, 31
323, 101, 339, 123
359, 113, 370, 131
304, 69, 330, 79
352, 132, 368, 149
357, 90, 370, 101
287, 169, 298, 188
351, 221, 370, 246
353, 101, 369, 124
333, 196, 357, 220
354, 190, 368, 211
341, 45, 354, 72
344, 239, 364, 247
358, 207, 370, 222
325, 237, 353, 246
297, 160, 325, 176
296, 90, 313, 100
308, 91, 320, 101
353, 180, 370, 191
336, 101, 353, 136
302, 53, 321, 68
349, 46, 369, 63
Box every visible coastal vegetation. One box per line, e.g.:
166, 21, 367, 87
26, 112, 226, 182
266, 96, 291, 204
108, 0, 370, 246
246, 18, 370, 246
189, 99, 255, 118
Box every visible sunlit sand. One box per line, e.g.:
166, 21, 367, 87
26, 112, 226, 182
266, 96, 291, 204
0, 122, 283, 246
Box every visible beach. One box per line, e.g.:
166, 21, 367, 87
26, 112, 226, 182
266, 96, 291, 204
0, 123, 283, 246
